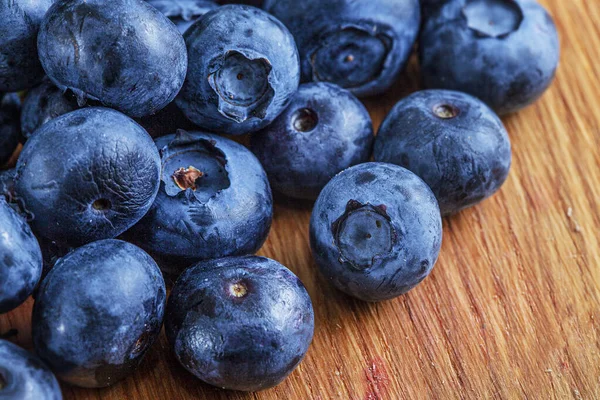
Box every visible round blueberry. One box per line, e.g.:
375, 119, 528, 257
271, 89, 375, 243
0, 0, 54, 92
0, 198, 42, 314
124, 130, 272, 274
374, 90, 512, 216
310, 162, 442, 302
15, 107, 161, 247
38, 0, 188, 118
147, 0, 219, 33
419, 0, 560, 114
0, 93, 21, 166
250, 82, 374, 200
32, 239, 166, 388
264, 0, 420, 97
0, 340, 62, 400
166, 255, 314, 391
176, 5, 300, 135
20, 79, 80, 141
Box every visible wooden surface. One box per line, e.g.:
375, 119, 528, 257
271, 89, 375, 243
2, 0, 600, 398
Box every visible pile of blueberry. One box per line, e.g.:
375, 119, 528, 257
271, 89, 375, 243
0, 0, 559, 396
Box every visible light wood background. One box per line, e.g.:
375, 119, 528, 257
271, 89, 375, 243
2, 0, 599, 398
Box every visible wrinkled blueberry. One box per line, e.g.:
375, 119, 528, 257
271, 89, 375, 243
0, 198, 42, 314
20, 79, 80, 141
15, 107, 161, 247
420, 0, 559, 114
38, 0, 188, 118
0, 339, 62, 400
310, 163, 442, 301
124, 130, 272, 274
374, 90, 512, 216
176, 5, 300, 135
250, 82, 373, 200
264, 0, 420, 97
32, 239, 166, 388
147, 0, 219, 33
0, 0, 54, 92
0, 93, 21, 166
166, 255, 314, 391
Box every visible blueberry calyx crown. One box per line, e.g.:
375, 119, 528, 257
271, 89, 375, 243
462, 0, 523, 39
310, 23, 393, 89
160, 130, 230, 201
332, 199, 397, 271
228, 281, 249, 298
208, 51, 275, 123
173, 166, 204, 191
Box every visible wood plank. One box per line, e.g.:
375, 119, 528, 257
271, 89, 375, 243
2, 0, 599, 398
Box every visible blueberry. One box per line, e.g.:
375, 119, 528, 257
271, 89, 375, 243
20, 79, 80, 141
32, 239, 166, 388
165, 255, 314, 391
264, 0, 420, 97
310, 162, 442, 302
419, 0, 559, 114
147, 0, 219, 33
124, 130, 272, 274
38, 0, 188, 118
250, 82, 373, 200
176, 5, 300, 135
15, 107, 161, 247
374, 90, 512, 216
0, 340, 62, 400
0, 169, 16, 203
0, 0, 54, 92
0, 198, 42, 314
0, 93, 21, 166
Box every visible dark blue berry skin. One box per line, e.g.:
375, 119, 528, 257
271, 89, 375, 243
310, 163, 442, 302
0, 198, 42, 314
374, 90, 512, 216
147, 0, 218, 33
32, 239, 166, 388
250, 82, 373, 200
124, 130, 272, 275
0, 169, 16, 203
176, 5, 300, 135
0, 0, 54, 92
15, 107, 161, 248
20, 79, 80, 141
419, 0, 559, 115
0, 93, 21, 166
263, 0, 420, 97
0, 339, 62, 400
166, 255, 314, 391
38, 0, 188, 118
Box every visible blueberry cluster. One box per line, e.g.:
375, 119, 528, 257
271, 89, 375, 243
0, 0, 558, 395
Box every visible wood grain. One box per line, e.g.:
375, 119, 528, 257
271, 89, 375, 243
2, 0, 599, 398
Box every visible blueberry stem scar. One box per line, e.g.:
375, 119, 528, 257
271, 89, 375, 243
92, 198, 112, 212
229, 282, 248, 298
173, 166, 204, 191
433, 103, 459, 119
